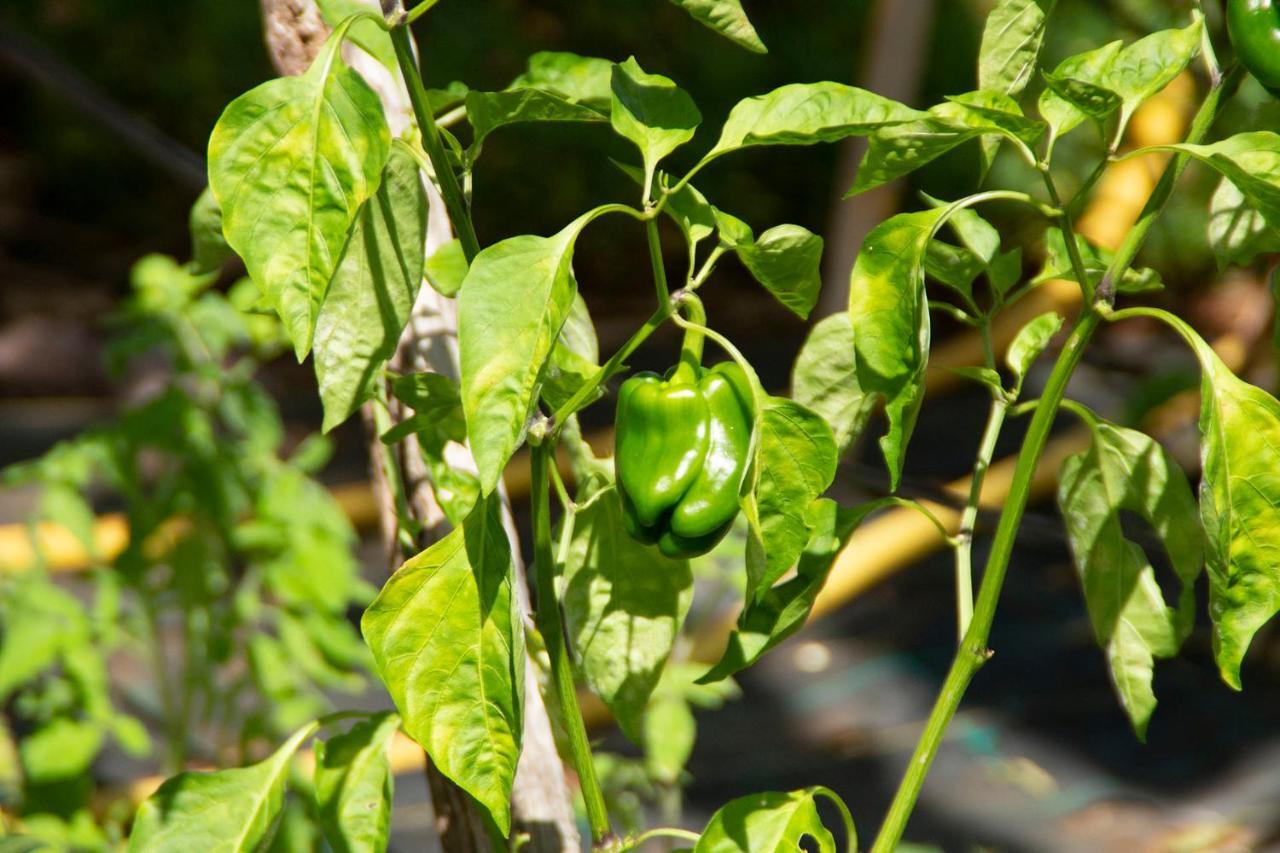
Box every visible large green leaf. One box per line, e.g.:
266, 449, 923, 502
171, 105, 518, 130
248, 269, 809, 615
207, 19, 391, 360
849, 91, 1043, 196
128, 722, 318, 852
1152, 316, 1280, 688
733, 225, 824, 319
1057, 410, 1202, 738
745, 397, 839, 600
978, 0, 1057, 97
1208, 177, 1280, 269
709, 83, 925, 158
458, 213, 594, 494
1138, 133, 1280, 231
313, 144, 426, 432
561, 487, 693, 739
701, 498, 876, 683
847, 209, 945, 489
693, 787, 853, 853
314, 712, 400, 853
610, 58, 701, 191
791, 313, 872, 459
360, 497, 523, 833
668, 0, 766, 53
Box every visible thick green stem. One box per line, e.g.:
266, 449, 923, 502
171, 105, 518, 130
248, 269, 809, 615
390, 25, 481, 262
677, 292, 706, 368
1096, 63, 1243, 305
869, 310, 1100, 853
529, 442, 614, 847
646, 218, 670, 307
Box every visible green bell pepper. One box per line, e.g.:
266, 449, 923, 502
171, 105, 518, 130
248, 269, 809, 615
1228, 0, 1280, 94
615, 358, 753, 558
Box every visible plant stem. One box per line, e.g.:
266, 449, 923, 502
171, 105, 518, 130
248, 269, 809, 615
529, 441, 614, 847
1096, 63, 1243, 305
389, 25, 481, 262
646, 218, 670, 307
953, 392, 1006, 640
1037, 162, 1097, 303
869, 309, 1100, 853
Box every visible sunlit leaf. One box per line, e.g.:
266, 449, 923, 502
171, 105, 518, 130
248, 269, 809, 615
541, 292, 601, 411
1208, 177, 1280, 269
733, 224, 824, 319
1005, 311, 1063, 385
1141, 132, 1280, 231
668, 0, 767, 53
314, 712, 400, 853
693, 787, 853, 853
610, 58, 701, 191
465, 88, 606, 160
791, 313, 873, 458
509, 52, 614, 109
978, 0, 1057, 97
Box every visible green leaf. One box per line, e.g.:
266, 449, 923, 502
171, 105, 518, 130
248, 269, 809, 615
1154, 319, 1280, 689
424, 238, 468, 297
314, 144, 427, 432
541, 292, 601, 411
616, 162, 717, 249
0, 575, 88, 702
791, 313, 872, 458
315, 0, 396, 71
949, 365, 1005, 395
1057, 410, 1203, 738
1208, 177, 1280, 269
701, 498, 874, 683
923, 240, 984, 300
189, 187, 233, 274
610, 58, 701, 192
465, 88, 606, 160
746, 397, 839, 600
1037, 40, 1123, 141
314, 712, 400, 853
1005, 311, 1063, 385
642, 692, 696, 785
710, 83, 924, 158
509, 52, 615, 109
19, 717, 104, 783
978, 0, 1057, 97
207, 20, 391, 360
1033, 227, 1162, 294
713, 207, 754, 247
848, 209, 945, 489
361, 496, 523, 833
850, 91, 1043, 196
732, 224, 824, 319
562, 487, 693, 739
128, 721, 319, 852
1140, 133, 1280, 231
667, 0, 767, 53
386, 372, 467, 447
693, 787, 852, 853
923, 193, 1000, 263
458, 213, 594, 494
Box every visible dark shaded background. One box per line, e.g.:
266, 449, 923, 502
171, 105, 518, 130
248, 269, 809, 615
4, 0, 1280, 849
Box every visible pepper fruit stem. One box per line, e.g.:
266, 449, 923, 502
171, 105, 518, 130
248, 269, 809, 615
676, 291, 706, 369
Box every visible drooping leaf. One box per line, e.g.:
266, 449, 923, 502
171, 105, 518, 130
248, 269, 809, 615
314, 144, 427, 432
1005, 311, 1063, 386
189, 187, 233, 274
1057, 410, 1202, 738
207, 20, 391, 359
733, 224, 825, 319
465, 88, 606, 160
609, 58, 701, 190
458, 212, 594, 494
1208, 177, 1280, 269
850, 91, 1043, 196
693, 787, 853, 853
561, 487, 693, 739
314, 712, 400, 853
701, 498, 877, 683
667, 0, 767, 53
847, 209, 945, 488
791, 313, 872, 458
360, 497, 523, 833
745, 397, 839, 600
709, 83, 925, 158
978, 0, 1057, 97
128, 722, 318, 852
1156, 316, 1280, 688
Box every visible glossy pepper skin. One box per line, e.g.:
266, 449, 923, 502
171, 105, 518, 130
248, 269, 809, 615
615, 359, 753, 558
1228, 0, 1280, 94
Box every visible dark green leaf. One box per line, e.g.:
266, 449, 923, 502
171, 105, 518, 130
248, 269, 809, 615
314, 144, 427, 432
361, 497, 523, 833
207, 20, 391, 359
734, 224, 824, 319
